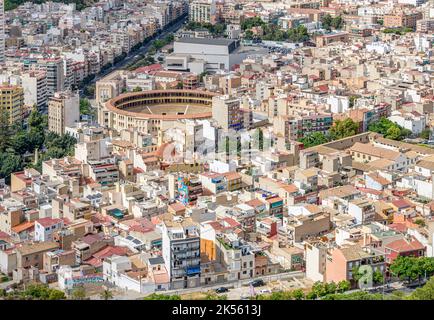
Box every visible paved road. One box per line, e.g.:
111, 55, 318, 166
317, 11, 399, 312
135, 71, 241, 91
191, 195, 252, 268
113, 271, 306, 300
86, 16, 187, 87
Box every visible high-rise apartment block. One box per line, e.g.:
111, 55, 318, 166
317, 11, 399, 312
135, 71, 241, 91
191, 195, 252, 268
0, 85, 24, 125
162, 215, 201, 289
21, 71, 48, 110
189, 0, 217, 24
48, 90, 80, 135
212, 95, 243, 131
37, 58, 65, 97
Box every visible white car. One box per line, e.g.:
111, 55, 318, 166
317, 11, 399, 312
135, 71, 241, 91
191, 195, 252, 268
259, 288, 272, 294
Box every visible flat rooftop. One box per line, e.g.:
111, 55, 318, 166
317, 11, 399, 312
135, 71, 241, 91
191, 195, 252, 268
176, 38, 236, 46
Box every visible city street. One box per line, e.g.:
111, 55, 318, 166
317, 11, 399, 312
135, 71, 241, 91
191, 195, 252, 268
87, 16, 187, 87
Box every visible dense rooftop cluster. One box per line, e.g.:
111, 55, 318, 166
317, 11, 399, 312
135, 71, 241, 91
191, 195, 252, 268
0, 0, 434, 300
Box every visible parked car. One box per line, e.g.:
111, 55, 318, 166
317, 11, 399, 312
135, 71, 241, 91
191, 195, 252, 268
215, 287, 229, 293
259, 288, 272, 294
250, 279, 265, 287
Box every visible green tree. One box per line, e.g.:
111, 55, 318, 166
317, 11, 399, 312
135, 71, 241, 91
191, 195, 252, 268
311, 281, 327, 298
244, 30, 254, 40
331, 15, 344, 30
10, 130, 30, 155
132, 86, 143, 92
390, 256, 434, 283
385, 126, 402, 140
420, 129, 431, 140
321, 14, 333, 31
349, 95, 357, 108
0, 153, 24, 183
414, 219, 426, 227
325, 282, 337, 294
79, 98, 96, 118
298, 132, 330, 148
409, 276, 434, 300
368, 117, 411, 141
373, 270, 384, 285
329, 118, 359, 140
337, 280, 351, 293
323, 291, 383, 300
100, 289, 114, 300
48, 289, 66, 300
291, 289, 305, 300
0, 110, 13, 152
305, 291, 317, 300
204, 292, 227, 300
143, 293, 181, 300
241, 17, 265, 30
71, 286, 86, 300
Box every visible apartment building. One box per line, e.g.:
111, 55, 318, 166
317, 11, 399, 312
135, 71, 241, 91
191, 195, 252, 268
189, 0, 217, 24
37, 58, 65, 97
315, 32, 349, 47
274, 113, 333, 144
384, 12, 423, 28
215, 233, 255, 281
0, 85, 24, 125
161, 215, 201, 289
212, 95, 243, 131
348, 199, 376, 225
34, 218, 64, 242
177, 176, 203, 205
48, 90, 80, 135
416, 19, 434, 32
16, 241, 59, 269
325, 244, 385, 286
21, 71, 48, 110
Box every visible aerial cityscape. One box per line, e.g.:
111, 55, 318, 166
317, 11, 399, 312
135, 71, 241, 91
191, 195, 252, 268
0, 0, 434, 302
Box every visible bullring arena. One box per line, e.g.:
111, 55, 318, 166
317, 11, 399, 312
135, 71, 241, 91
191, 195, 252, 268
98, 89, 219, 135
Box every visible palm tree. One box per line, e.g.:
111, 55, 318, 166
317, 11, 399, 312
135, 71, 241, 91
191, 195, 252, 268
100, 288, 114, 300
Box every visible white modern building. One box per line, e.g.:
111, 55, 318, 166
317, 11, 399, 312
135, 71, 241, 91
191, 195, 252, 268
168, 38, 266, 73
21, 71, 48, 109
34, 218, 64, 242
388, 110, 426, 136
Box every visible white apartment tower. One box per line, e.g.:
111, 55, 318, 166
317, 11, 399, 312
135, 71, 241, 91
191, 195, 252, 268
21, 71, 48, 109
189, 0, 216, 24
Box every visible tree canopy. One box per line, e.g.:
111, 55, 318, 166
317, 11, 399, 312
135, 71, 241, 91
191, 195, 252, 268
409, 276, 434, 300
297, 132, 331, 148
368, 117, 412, 141
0, 107, 77, 183
185, 22, 227, 36
243, 23, 310, 43
329, 118, 359, 140
1, 283, 66, 300
321, 14, 344, 31
143, 293, 181, 300
390, 256, 434, 283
